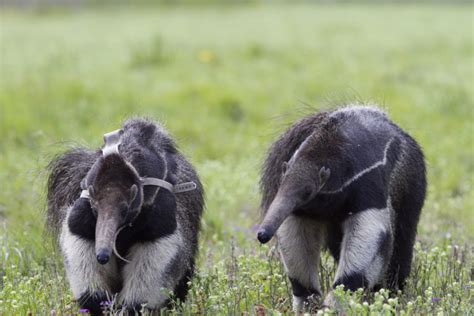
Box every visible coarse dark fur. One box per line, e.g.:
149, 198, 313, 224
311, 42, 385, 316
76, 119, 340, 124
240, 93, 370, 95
47, 117, 204, 314
259, 105, 426, 310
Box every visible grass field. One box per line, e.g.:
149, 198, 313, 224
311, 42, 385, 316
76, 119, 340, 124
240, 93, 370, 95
1, 3, 473, 315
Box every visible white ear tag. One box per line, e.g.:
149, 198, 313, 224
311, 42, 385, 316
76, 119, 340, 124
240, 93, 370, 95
102, 129, 123, 156
80, 189, 90, 199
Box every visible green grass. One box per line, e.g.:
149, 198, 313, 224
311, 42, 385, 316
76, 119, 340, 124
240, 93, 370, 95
1, 3, 473, 315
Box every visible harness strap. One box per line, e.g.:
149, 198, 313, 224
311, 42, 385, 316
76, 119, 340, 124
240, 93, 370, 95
141, 177, 174, 191
173, 181, 198, 193
142, 177, 197, 193
79, 128, 197, 200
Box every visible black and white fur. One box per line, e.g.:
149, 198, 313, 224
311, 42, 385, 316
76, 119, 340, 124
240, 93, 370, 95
47, 118, 204, 314
258, 105, 426, 311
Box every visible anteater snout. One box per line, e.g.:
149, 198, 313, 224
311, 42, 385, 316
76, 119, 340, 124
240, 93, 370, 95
257, 227, 273, 244
96, 248, 111, 265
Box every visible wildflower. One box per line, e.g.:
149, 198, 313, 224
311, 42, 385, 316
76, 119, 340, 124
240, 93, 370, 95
79, 308, 89, 313
432, 297, 442, 303
198, 50, 216, 64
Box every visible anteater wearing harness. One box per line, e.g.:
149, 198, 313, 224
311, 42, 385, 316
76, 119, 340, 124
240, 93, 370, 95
47, 118, 204, 314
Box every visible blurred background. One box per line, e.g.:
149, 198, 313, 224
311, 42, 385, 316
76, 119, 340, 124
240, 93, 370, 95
0, 0, 473, 314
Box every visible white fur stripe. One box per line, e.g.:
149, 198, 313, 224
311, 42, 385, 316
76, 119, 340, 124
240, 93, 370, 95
277, 216, 324, 312
292, 295, 304, 312
320, 137, 396, 194
60, 208, 119, 298
118, 228, 183, 308
330, 105, 387, 117
334, 206, 392, 288
288, 131, 314, 165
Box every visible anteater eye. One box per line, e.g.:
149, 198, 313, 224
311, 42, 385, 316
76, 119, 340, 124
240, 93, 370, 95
301, 186, 313, 201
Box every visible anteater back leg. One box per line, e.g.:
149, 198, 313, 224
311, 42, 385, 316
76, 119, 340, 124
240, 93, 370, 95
325, 222, 343, 263
277, 216, 325, 312
387, 149, 425, 290
387, 192, 423, 290
172, 262, 195, 304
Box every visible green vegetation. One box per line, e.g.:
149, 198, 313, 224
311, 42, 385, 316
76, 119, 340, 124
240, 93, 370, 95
1, 3, 472, 315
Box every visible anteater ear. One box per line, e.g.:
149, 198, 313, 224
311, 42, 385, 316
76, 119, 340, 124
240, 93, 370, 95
129, 184, 143, 212
319, 166, 331, 186
282, 161, 289, 173
130, 184, 138, 203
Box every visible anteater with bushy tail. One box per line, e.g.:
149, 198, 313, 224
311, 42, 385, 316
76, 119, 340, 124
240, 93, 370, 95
258, 105, 426, 311
47, 118, 204, 314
